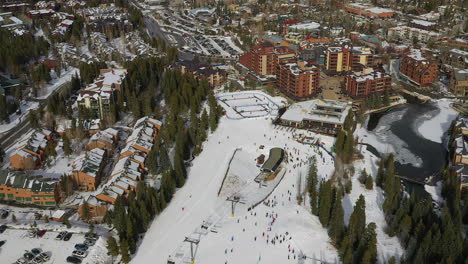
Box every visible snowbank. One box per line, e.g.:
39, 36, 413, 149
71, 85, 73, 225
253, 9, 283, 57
417, 100, 457, 143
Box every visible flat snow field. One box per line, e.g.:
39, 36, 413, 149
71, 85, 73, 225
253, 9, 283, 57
217, 91, 284, 119
132, 106, 339, 264
0, 228, 106, 264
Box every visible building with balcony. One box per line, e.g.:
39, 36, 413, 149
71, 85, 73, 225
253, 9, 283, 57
449, 69, 468, 97
9, 129, 52, 170
400, 49, 438, 86
277, 61, 320, 100
344, 68, 392, 98
239, 41, 296, 76
72, 148, 107, 191
0, 170, 60, 206
77, 68, 127, 119
325, 45, 373, 73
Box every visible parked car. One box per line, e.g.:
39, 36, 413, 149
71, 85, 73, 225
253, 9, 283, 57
23, 252, 35, 260
84, 239, 95, 246
84, 233, 99, 240
38, 252, 50, 261
66, 256, 82, 264
16, 258, 28, 264
72, 250, 88, 258
37, 230, 47, 238
74, 244, 88, 251
0, 224, 8, 233
0, 209, 9, 219
64, 232, 73, 241
28, 230, 37, 238
56, 231, 67, 240
31, 248, 42, 255
31, 256, 43, 264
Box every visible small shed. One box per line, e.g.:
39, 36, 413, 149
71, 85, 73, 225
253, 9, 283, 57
51, 209, 66, 222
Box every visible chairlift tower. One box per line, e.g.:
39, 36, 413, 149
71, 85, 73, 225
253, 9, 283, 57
227, 196, 244, 216
184, 237, 200, 264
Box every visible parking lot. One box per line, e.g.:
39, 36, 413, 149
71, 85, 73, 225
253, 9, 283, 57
0, 228, 103, 264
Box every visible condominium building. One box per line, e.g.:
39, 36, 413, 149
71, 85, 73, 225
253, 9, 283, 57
86, 128, 119, 152
449, 69, 468, 97
400, 49, 438, 86
239, 41, 296, 76
443, 49, 468, 69
388, 26, 441, 43
72, 148, 107, 191
175, 60, 227, 87
9, 129, 52, 170
0, 170, 60, 206
276, 60, 320, 100
325, 45, 373, 73
77, 68, 127, 119
78, 117, 162, 221
344, 68, 392, 98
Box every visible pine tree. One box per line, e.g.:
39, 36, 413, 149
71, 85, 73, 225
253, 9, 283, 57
383, 89, 390, 106
318, 180, 333, 227
201, 108, 209, 131
63, 135, 72, 157
329, 189, 345, 245
307, 158, 319, 215
106, 236, 119, 258
0, 95, 8, 122
81, 202, 90, 220
357, 222, 377, 264
173, 149, 186, 188
29, 109, 39, 128
120, 239, 131, 263
348, 195, 366, 249
335, 130, 346, 153
376, 161, 385, 188
365, 175, 373, 190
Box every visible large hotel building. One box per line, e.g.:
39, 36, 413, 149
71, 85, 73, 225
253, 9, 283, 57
325, 45, 374, 73
277, 61, 320, 99
344, 68, 392, 98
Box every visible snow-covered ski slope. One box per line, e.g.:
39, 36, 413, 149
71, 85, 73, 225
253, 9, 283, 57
132, 104, 339, 264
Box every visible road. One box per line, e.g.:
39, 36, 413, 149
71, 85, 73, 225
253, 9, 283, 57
0, 82, 70, 151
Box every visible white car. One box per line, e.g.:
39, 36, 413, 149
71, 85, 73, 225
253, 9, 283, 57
72, 250, 88, 258
31, 256, 44, 264
16, 258, 27, 264
38, 252, 50, 261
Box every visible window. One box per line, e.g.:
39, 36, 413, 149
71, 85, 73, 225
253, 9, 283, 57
45, 202, 55, 205
7, 194, 14, 199
26, 197, 32, 201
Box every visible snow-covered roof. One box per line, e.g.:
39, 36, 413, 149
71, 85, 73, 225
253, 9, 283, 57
411, 19, 436, 27
281, 99, 351, 125
52, 210, 66, 219
289, 22, 320, 31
